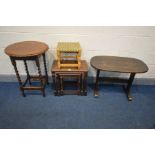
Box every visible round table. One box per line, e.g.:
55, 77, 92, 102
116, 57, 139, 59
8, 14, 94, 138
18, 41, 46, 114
5, 41, 49, 97
90, 56, 148, 101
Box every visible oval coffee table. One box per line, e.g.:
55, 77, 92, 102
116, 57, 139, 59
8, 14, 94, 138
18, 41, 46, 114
90, 56, 148, 101
5, 41, 49, 97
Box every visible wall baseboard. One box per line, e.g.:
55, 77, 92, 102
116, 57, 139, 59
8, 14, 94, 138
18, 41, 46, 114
0, 74, 155, 85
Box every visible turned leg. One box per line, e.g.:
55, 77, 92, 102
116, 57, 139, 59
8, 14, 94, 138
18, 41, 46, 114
10, 57, 25, 97
24, 60, 31, 85
94, 69, 100, 97
124, 73, 136, 101
35, 57, 45, 97
42, 53, 49, 84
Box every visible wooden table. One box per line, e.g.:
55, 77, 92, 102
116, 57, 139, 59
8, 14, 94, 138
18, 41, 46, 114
51, 60, 88, 96
57, 42, 82, 69
5, 41, 49, 97
90, 56, 148, 101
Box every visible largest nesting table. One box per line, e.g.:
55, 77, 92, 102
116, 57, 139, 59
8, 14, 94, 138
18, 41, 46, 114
51, 60, 88, 96
5, 41, 49, 97
90, 56, 148, 101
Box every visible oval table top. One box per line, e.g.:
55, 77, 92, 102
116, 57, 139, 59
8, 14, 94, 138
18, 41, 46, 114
5, 41, 49, 57
90, 56, 148, 73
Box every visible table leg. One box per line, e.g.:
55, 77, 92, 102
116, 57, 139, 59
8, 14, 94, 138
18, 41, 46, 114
77, 74, 81, 95
52, 73, 57, 95
35, 57, 45, 97
56, 74, 61, 96
60, 76, 63, 95
124, 73, 135, 101
80, 73, 84, 95
42, 53, 49, 84
24, 60, 31, 85
10, 57, 25, 97
83, 72, 87, 96
94, 69, 100, 97
54, 74, 59, 96
79, 73, 82, 95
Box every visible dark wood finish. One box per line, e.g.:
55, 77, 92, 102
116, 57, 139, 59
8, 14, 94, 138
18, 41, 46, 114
5, 41, 49, 97
90, 56, 148, 101
35, 56, 45, 97
57, 72, 82, 95
91, 56, 148, 73
24, 60, 31, 85
51, 60, 88, 96
43, 53, 49, 84
10, 57, 25, 97
94, 69, 100, 97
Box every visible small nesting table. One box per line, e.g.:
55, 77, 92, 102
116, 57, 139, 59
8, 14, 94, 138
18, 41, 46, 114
90, 56, 148, 101
5, 41, 49, 97
51, 60, 88, 96
57, 42, 82, 69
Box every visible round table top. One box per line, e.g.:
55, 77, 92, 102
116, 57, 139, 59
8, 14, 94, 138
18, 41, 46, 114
90, 56, 149, 73
5, 41, 49, 57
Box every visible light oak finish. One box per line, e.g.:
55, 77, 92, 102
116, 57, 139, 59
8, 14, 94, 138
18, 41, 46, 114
57, 42, 81, 69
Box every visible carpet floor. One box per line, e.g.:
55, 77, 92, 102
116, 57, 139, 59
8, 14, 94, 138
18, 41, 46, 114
0, 82, 155, 129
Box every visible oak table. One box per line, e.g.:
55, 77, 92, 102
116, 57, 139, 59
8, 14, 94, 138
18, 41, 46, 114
90, 56, 148, 101
5, 41, 49, 97
51, 60, 88, 96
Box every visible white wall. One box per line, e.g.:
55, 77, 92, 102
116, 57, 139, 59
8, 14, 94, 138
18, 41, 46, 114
0, 26, 155, 79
